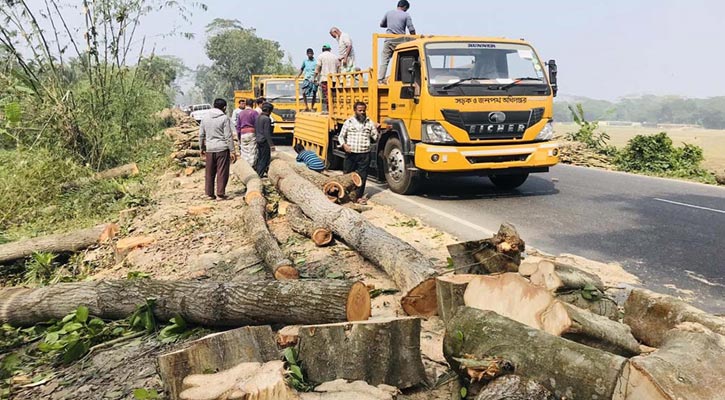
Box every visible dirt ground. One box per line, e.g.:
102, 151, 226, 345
6, 149, 645, 399
555, 122, 725, 172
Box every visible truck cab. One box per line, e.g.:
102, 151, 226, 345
294, 34, 560, 194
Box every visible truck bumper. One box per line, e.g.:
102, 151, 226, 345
414, 142, 560, 173
273, 122, 294, 137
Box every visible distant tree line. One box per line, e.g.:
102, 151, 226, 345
554, 95, 725, 129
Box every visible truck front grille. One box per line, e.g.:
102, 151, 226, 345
442, 107, 545, 140
466, 154, 530, 164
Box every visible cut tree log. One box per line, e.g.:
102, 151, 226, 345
436, 274, 475, 325
295, 317, 427, 389
463, 273, 640, 356
0, 279, 371, 327
0, 223, 119, 265
619, 322, 725, 400
158, 326, 280, 400
528, 259, 605, 292
299, 380, 399, 400
443, 307, 628, 400
179, 360, 294, 400
623, 288, 725, 347
172, 149, 201, 159
446, 224, 524, 274
475, 375, 556, 400
232, 159, 298, 280
274, 152, 361, 203
269, 159, 439, 316
61, 163, 140, 191
556, 291, 619, 321
286, 204, 333, 247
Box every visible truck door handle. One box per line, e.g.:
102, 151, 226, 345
391, 104, 397, 110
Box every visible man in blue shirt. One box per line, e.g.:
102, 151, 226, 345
296, 48, 318, 112
294, 143, 325, 172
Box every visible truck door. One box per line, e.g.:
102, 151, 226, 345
387, 49, 421, 134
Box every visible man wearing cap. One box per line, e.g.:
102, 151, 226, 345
314, 44, 340, 113
296, 48, 318, 112
379, 0, 416, 83
329, 27, 355, 73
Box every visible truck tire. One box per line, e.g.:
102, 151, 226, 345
489, 173, 529, 190
383, 137, 419, 194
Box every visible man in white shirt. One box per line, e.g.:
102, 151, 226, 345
329, 27, 355, 73
314, 44, 340, 113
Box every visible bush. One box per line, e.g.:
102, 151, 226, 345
615, 132, 715, 183
566, 104, 615, 155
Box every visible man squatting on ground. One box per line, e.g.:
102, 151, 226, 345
338, 101, 379, 203
199, 98, 238, 200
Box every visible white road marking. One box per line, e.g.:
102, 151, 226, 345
653, 198, 725, 215
378, 190, 496, 236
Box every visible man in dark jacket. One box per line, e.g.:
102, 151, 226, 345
199, 98, 237, 200
254, 102, 276, 177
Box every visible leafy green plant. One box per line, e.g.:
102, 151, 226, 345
128, 299, 158, 333
133, 388, 160, 399
566, 104, 613, 153
158, 315, 191, 344
23, 252, 58, 286
37, 305, 116, 364
283, 347, 314, 392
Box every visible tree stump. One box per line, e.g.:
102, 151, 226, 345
446, 223, 524, 274
179, 360, 294, 400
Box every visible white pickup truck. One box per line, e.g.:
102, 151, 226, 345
189, 104, 213, 123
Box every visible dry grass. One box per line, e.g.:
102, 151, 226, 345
555, 123, 725, 172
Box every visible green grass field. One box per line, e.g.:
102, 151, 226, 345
554, 123, 725, 172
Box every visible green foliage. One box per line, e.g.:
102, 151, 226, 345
283, 347, 314, 392
127, 271, 153, 280
133, 388, 160, 399
129, 299, 158, 334
615, 132, 715, 182
579, 283, 603, 301
566, 104, 614, 154
196, 19, 296, 99
158, 315, 193, 344
23, 252, 59, 286
36, 306, 114, 364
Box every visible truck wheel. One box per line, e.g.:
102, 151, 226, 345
489, 173, 529, 190
383, 137, 419, 194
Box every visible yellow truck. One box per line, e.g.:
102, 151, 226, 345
233, 75, 301, 139
293, 34, 560, 194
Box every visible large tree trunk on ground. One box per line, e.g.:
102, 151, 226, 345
0, 223, 119, 265
556, 291, 619, 320
443, 307, 628, 400
463, 273, 640, 356
286, 204, 333, 246
623, 288, 725, 347
269, 159, 439, 316
523, 259, 605, 292
158, 326, 280, 400
295, 317, 427, 389
275, 153, 361, 203
0, 279, 371, 327
61, 163, 140, 191
179, 360, 294, 400
446, 224, 524, 274
621, 322, 725, 400
475, 375, 556, 400
232, 159, 298, 280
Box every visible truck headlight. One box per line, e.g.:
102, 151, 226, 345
534, 121, 554, 141
422, 123, 455, 144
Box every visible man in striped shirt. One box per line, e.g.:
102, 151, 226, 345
294, 143, 325, 172
338, 101, 379, 203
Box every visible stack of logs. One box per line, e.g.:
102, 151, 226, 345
165, 114, 203, 174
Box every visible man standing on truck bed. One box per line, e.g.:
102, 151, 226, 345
296, 48, 318, 112
379, 0, 416, 83
329, 27, 355, 73
314, 44, 339, 113
338, 101, 379, 204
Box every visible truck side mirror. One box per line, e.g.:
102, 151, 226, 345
547, 59, 558, 97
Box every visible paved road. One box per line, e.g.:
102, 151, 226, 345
363, 164, 725, 313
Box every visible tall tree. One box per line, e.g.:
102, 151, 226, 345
196, 18, 295, 99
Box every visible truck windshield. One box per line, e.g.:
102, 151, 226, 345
425, 42, 549, 96
265, 80, 298, 103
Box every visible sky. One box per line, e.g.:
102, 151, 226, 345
24, 0, 725, 100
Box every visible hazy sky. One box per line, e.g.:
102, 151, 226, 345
27, 0, 725, 100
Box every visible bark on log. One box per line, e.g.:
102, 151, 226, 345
619, 322, 725, 400
296, 317, 427, 389
556, 291, 619, 321
443, 307, 628, 400
623, 288, 725, 347
61, 163, 140, 191
232, 159, 298, 280
446, 223, 524, 274
0, 223, 119, 265
529, 259, 605, 292
179, 360, 294, 400
299, 380, 398, 400
463, 273, 640, 356
269, 159, 439, 316
158, 326, 280, 400
286, 204, 333, 246
274, 152, 361, 202
0, 279, 371, 327
436, 274, 475, 325
475, 375, 556, 400
172, 149, 202, 159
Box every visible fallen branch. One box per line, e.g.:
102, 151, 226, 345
61, 163, 140, 191
286, 204, 333, 247
446, 224, 524, 274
